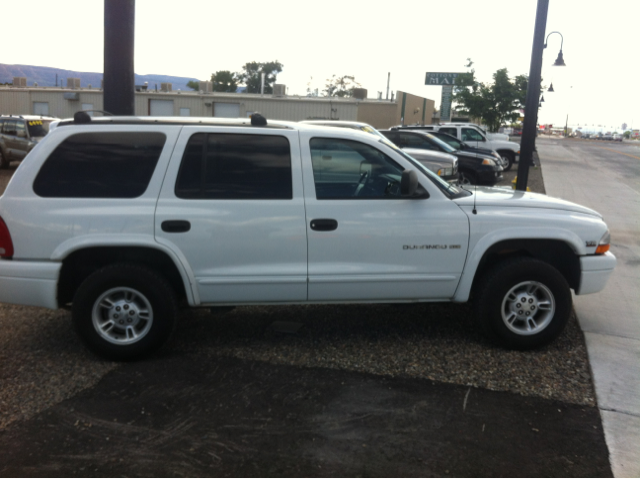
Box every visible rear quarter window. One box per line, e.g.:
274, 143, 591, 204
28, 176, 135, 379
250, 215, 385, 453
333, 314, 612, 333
33, 132, 166, 198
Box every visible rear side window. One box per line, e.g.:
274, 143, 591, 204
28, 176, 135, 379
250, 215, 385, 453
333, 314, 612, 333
175, 133, 292, 200
33, 132, 166, 198
439, 127, 457, 136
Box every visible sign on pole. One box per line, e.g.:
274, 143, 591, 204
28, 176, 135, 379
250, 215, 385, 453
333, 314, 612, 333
440, 85, 453, 122
425, 72, 463, 123
425, 72, 461, 85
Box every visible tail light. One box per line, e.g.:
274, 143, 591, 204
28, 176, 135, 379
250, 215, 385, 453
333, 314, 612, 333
0, 217, 14, 258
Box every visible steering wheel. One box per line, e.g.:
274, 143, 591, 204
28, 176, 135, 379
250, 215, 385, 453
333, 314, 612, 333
353, 170, 370, 197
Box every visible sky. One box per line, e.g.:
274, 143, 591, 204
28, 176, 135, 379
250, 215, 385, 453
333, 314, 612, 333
2, 0, 639, 131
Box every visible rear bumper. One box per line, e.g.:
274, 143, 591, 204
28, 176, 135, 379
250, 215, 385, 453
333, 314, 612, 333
576, 252, 616, 295
0, 260, 61, 309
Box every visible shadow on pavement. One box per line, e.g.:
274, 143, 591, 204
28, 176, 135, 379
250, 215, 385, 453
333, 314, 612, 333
0, 355, 611, 477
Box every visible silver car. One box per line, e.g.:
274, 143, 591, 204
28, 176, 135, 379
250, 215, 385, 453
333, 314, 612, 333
0, 115, 57, 168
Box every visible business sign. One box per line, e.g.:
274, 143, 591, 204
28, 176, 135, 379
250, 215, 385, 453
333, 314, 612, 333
425, 72, 462, 85
440, 85, 453, 122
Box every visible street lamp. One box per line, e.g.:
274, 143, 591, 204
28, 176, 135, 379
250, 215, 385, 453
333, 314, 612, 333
545, 31, 566, 66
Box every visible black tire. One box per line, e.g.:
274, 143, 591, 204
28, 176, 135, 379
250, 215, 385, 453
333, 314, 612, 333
475, 257, 572, 350
498, 151, 515, 171
72, 263, 178, 361
459, 170, 477, 185
0, 148, 9, 169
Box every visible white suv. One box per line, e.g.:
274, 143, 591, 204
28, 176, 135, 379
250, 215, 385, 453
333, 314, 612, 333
0, 114, 616, 360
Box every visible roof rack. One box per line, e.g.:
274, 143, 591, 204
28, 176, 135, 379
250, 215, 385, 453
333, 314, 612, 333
57, 114, 291, 129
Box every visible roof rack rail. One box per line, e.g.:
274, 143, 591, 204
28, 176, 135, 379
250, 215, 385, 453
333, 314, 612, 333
73, 110, 113, 124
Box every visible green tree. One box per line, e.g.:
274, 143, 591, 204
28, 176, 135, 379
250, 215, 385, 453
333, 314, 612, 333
323, 75, 361, 97
237, 61, 283, 94
623, 130, 631, 139
210, 70, 238, 92
453, 65, 528, 132
186, 80, 200, 91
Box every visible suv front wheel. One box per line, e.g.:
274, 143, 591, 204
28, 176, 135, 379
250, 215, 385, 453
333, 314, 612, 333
475, 257, 572, 349
72, 263, 178, 360
498, 151, 515, 171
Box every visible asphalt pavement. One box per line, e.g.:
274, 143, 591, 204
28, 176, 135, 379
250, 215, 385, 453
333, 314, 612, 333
0, 354, 611, 477
538, 137, 640, 478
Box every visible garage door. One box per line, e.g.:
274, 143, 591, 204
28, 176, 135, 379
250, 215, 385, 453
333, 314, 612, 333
149, 99, 174, 116
214, 103, 240, 118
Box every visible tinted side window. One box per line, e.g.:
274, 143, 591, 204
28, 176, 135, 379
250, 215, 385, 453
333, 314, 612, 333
439, 127, 457, 137
310, 138, 405, 199
33, 132, 166, 198
15, 121, 26, 138
4, 120, 16, 136
462, 128, 484, 141
175, 133, 292, 200
400, 133, 436, 150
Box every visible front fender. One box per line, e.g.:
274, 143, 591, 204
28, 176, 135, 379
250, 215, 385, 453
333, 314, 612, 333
453, 224, 585, 303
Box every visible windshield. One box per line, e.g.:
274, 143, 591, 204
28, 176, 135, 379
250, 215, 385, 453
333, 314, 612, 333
434, 133, 462, 150
26, 120, 52, 137
422, 132, 458, 154
378, 139, 468, 198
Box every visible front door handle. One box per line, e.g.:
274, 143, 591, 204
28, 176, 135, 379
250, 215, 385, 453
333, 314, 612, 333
310, 219, 338, 231
161, 220, 191, 233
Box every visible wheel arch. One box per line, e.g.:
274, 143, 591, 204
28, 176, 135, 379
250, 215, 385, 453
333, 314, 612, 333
454, 236, 583, 302
58, 245, 196, 307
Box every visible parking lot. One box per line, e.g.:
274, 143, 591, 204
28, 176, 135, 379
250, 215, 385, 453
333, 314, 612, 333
0, 148, 613, 476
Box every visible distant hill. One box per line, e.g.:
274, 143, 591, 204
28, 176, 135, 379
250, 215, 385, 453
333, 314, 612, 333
0, 64, 200, 92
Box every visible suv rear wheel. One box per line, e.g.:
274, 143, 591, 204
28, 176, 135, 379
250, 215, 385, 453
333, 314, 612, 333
475, 257, 572, 349
72, 263, 178, 360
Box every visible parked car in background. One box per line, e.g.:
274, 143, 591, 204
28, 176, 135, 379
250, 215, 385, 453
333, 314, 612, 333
380, 129, 503, 186
391, 124, 520, 171
427, 130, 505, 167
0, 115, 57, 168
602, 133, 614, 141
300, 120, 389, 141
301, 120, 458, 184
613, 134, 623, 142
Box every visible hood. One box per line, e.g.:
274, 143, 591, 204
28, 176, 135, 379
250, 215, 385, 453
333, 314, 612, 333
403, 148, 457, 163
453, 186, 602, 217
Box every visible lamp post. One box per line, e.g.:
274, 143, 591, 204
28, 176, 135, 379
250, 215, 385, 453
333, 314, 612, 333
545, 31, 566, 67
104, 0, 135, 116
516, 1, 567, 191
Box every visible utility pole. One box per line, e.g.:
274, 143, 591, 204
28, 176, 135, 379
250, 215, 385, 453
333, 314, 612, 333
103, 0, 135, 115
386, 72, 390, 100
516, 0, 549, 191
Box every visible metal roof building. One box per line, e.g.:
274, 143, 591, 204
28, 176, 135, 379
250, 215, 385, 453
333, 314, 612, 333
0, 83, 435, 129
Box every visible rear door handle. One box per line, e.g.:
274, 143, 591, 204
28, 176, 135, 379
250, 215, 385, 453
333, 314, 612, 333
310, 219, 338, 231
161, 220, 191, 233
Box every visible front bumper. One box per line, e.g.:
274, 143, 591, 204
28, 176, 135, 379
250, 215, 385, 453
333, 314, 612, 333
477, 168, 503, 186
576, 251, 616, 295
0, 260, 61, 309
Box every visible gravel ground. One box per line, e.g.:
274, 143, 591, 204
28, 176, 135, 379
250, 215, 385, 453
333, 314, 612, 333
0, 152, 594, 432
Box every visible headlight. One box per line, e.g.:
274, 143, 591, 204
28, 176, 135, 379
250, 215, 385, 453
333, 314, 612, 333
596, 230, 610, 254
481, 158, 496, 166
437, 167, 454, 176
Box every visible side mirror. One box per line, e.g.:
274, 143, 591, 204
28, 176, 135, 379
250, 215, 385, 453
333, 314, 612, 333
400, 169, 418, 197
